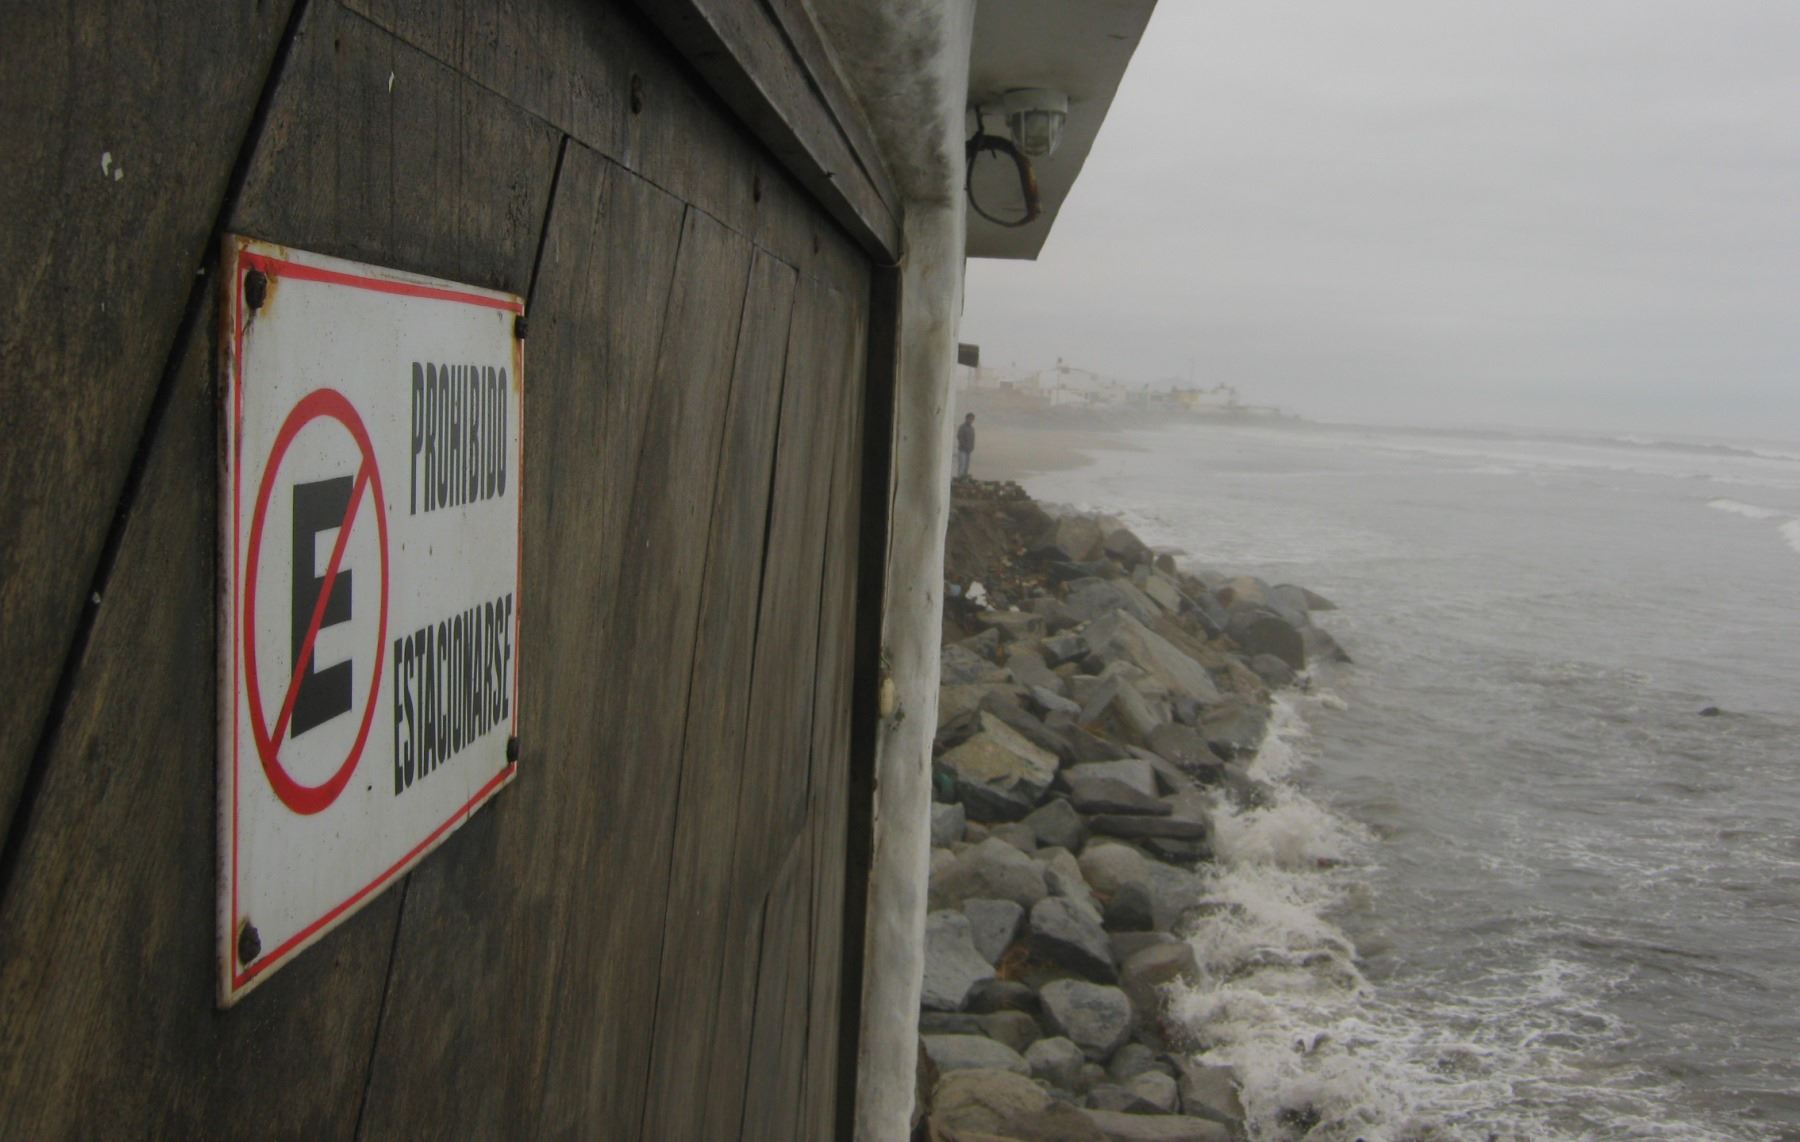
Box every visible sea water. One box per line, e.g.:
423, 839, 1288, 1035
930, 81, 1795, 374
1021, 421, 1800, 1140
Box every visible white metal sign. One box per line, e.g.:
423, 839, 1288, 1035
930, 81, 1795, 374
218, 236, 521, 1004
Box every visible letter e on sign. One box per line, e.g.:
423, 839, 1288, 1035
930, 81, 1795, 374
218, 236, 522, 1005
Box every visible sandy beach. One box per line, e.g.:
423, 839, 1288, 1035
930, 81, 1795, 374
961, 425, 1144, 485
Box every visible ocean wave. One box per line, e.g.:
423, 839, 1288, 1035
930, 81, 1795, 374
1782, 521, 1800, 558
1707, 497, 1785, 521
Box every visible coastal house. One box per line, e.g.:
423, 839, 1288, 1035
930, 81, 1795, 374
0, 0, 1151, 1137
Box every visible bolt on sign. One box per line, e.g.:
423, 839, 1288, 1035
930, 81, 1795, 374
218, 236, 522, 1005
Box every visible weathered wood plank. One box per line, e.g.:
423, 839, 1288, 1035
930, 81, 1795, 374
0, 0, 297, 851
638, 247, 797, 1141
357, 144, 688, 1135
739, 833, 817, 1140
799, 279, 872, 1139
0, 291, 399, 1137
534, 200, 754, 1135
630, 0, 902, 260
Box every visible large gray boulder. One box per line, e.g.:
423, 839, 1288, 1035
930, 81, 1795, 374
1302, 624, 1353, 664
1041, 631, 1090, 667
982, 690, 1077, 765
1226, 605, 1304, 670
1078, 842, 1153, 898
1083, 612, 1223, 707
1065, 580, 1162, 626
943, 641, 1010, 684
978, 609, 1048, 642
1036, 846, 1104, 921
1079, 678, 1166, 746
939, 713, 1060, 820
931, 800, 967, 848
979, 1009, 1043, 1055
1126, 1071, 1180, 1115
1044, 515, 1106, 563
1029, 897, 1119, 983
931, 1068, 1054, 1136
1068, 759, 1158, 800
1174, 1061, 1245, 1128
1197, 700, 1270, 760
922, 910, 996, 1011
923, 1033, 1030, 1076
1007, 649, 1064, 694
1089, 814, 1209, 842
1070, 776, 1172, 817
1145, 723, 1225, 783
1119, 941, 1200, 1032
931, 837, 1050, 911
1025, 798, 1088, 851
1025, 1035, 1088, 1092
1102, 525, 1153, 568
1217, 575, 1270, 607
1039, 979, 1134, 1060
964, 897, 1025, 964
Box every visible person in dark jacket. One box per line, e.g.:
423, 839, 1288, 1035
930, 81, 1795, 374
954, 413, 975, 479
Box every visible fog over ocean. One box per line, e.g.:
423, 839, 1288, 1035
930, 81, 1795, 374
1020, 419, 1800, 1139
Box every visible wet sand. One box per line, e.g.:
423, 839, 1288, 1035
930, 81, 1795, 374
963, 426, 1144, 484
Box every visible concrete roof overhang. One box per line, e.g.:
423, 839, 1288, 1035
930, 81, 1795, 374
965, 0, 1156, 260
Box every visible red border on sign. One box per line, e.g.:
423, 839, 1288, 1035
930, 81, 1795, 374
228, 245, 521, 997
242, 389, 390, 815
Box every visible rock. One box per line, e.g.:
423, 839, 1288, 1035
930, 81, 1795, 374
965, 979, 1040, 1015
1025, 1036, 1088, 1091
996, 1103, 1113, 1142
1109, 930, 1179, 963
1219, 763, 1276, 810
1138, 836, 1212, 866
1036, 847, 1104, 922
1070, 776, 1173, 817
1145, 723, 1225, 783
1227, 606, 1304, 670
1042, 632, 1090, 668
1267, 584, 1314, 624
1066, 726, 1133, 764
1107, 1042, 1159, 1082
1174, 1062, 1244, 1128
1141, 573, 1183, 615
1103, 526, 1153, 568
1031, 686, 1083, 717
1699, 705, 1722, 717
1029, 897, 1118, 983
982, 691, 1078, 766
1078, 842, 1152, 897
932, 837, 1050, 911
1127, 1072, 1180, 1114
1247, 653, 1295, 688
958, 627, 1004, 661
964, 898, 1025, 963
919, 1011, 987, 1035
1079, 679, 1166, 746
923, 910, 997, 1011
1217, 575, 1270, 607
1044, 515, 1105, 563
1103, 881, 1157, 932
1301, 624, 1352, 664
932, 801, 968, 848
1049, 560, 1123, 584
991, 821, 1039, 854
979, 609, 1048, 642
1119, 942, 1200, 1029
1067, 759, 1158, 799
1086, 1084, 1161, 1114
940, 714, 1061, 821
1197, 700, 1270, 760
979, 1009, 1044, 1055
1008, 650, 1065, 694
1065, 580, 1161, 626
944, 641, 1010, 684
1082, 612, 1223, 707
1089, 814, 1209, 842
1297, 586, 1337, 611
964, 821, 993, 843
1081, 1110, 1232, 1141
924, 1034, 1031, 1076
932, 1068, 1053, 1136
1039, 980, 1134, 1060
1026, 798, 1088, 851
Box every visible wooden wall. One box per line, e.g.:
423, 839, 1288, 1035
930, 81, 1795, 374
0, 0, 880, 1135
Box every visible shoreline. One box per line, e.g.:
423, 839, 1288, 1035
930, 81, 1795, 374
918, 479, 1349, 1139
961, 425, 1142, 485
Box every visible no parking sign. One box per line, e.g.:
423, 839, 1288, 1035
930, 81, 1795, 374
219, 236, 521, 1004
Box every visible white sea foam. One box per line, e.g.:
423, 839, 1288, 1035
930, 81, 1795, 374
1707, 497, 1784, 521
1782, 520, 1800, 557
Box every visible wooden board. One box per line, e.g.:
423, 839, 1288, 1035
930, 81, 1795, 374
0, 0, 298, 853
355, 143, 688, 1135
638, 248, 798, 1140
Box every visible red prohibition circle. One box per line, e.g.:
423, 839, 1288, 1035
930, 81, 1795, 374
243, 388, 390, 815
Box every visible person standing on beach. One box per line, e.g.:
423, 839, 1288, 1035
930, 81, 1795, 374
954, 413, 976, 480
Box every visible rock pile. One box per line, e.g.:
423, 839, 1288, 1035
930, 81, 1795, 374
917, 481, 1347, 1142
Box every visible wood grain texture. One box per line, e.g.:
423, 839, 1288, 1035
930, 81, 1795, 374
638, 248, 798, 1141
633, 0, 903, 260
739, 832, 816, 1140
0, 292, 399, 1138
356, 143, 689, 1136
0, 0, 297, 852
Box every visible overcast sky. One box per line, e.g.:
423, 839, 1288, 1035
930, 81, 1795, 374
961, 1, 1800, 439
